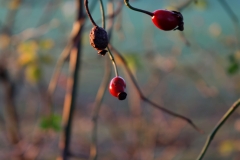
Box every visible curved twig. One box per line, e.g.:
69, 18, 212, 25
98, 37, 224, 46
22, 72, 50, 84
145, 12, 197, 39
196, 98, 240, 160
84, 0, 97, 26
124, 0, 153, 16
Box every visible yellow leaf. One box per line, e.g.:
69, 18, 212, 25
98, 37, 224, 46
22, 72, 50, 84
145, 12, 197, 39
218, 140, 235, 156
39, 39, 54, 50
18, 53, 37, 66
25, 65, 41, 83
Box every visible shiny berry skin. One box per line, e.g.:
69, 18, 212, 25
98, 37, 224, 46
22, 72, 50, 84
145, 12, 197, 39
109, 76, 127, 100
152, 10, 184, 31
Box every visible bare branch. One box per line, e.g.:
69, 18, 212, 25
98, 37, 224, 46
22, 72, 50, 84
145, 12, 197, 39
109, 44, 203, 133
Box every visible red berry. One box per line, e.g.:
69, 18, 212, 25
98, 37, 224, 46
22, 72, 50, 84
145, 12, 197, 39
152, 10, 184, 31
109, 76, 127, 100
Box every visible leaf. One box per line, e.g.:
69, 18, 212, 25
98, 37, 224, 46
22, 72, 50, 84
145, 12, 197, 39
193, 0, 208, 10
227, 62, 239, 75
218, 140, 235, 156
40, 114, 61, 132
39, 39, 54, 50
123, 53, 142, 74
18, 52, 37, 66
17, 41, 38, 54
25, 65, 42, 83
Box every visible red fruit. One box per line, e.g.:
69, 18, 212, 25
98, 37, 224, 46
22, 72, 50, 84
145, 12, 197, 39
152, 10, 184, 31
109, 76, 127, 100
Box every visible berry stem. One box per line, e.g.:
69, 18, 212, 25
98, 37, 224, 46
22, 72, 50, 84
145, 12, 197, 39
107, 46, 119, 77
124, 0, 153, 17
84, 0, 98, 27
98, 0, 119, 77
98, 0, 105, 29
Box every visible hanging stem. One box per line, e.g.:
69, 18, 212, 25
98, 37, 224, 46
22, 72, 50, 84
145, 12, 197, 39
97, 0, 119, 77
124, 0, 153, 17
98, 0, 105, 29
196, 98, 240, 160
84, 0, 97, 26
107, 46, 119, 76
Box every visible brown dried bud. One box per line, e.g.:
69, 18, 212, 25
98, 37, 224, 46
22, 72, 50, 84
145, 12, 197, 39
98, 49, 108, 56
89, 26, 108, 51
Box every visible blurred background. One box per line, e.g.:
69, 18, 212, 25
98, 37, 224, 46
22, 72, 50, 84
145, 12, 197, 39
0, 0, 240, 159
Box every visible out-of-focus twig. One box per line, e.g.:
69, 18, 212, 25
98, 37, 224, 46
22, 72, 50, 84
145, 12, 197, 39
90, 59, 111, 160
0, 65, 21, 145
58, 0, 85, 159
196, 98, 240, 160
175, 0, 195, 11
217, 0, 240, 49
174, 0, 195, 46
109, 44, 203, 133
89, 1, 115, 159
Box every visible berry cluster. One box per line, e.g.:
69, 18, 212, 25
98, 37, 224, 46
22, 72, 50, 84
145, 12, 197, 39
85, 0, 127, 100
85, 0, 184, 100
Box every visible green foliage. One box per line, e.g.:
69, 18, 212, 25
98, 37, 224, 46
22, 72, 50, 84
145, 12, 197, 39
227, 54, 239, 75
17, 40, 53, 83
25, 64, 42, 83
193, 0, 208, 10
40, 114, 61, 132
123, 53, 142, 74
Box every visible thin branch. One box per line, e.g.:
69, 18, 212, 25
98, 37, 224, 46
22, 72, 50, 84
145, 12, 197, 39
98, 0, 105, 29
84, 0, 97, 26
196, 98, 240, 160
90, 59, 111, 160
107, 46, 119, 76
109, 44, 203, 133
124, 0, 153, 16
90, 1, 116, 159
217, 0, 240, 49
86, 1, 123, 30
0, 65, 21, 145
217, 0, 238, 24
175, 0, 195, 11
107, 0, 116, 41
58, 0, 85, 159
48, 43, 72, 96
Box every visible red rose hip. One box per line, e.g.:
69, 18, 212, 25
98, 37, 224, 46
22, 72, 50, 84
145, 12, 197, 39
152, 10, 184, 31
109, 76, 127, 100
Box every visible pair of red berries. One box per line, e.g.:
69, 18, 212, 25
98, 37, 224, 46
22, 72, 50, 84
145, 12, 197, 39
109, 76, 127, 100
152, 9, 184, 31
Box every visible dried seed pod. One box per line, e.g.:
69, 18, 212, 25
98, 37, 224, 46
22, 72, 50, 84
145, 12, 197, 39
89, 26, 108, 52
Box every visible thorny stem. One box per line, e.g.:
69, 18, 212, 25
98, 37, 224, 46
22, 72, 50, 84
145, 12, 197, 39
124, 0, 153, 17
109, 44, 203, 133
196, 98, 240, 160
84, 0, 97, 26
